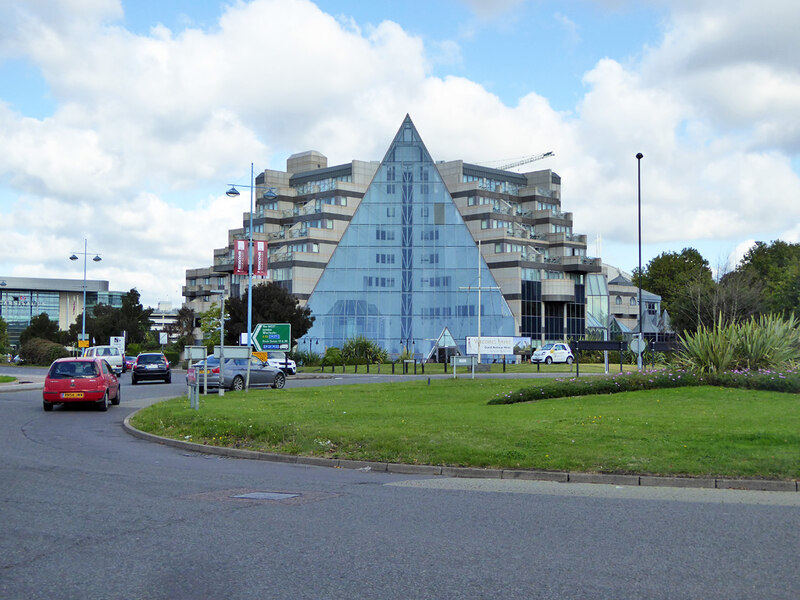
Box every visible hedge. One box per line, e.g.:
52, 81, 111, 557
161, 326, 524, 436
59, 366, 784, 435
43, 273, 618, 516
488, 367, 800, 405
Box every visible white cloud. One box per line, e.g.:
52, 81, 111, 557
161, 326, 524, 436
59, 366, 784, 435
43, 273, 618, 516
1, 0, 799, 307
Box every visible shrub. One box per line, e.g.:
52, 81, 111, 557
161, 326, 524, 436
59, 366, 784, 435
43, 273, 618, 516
19, 337, 69, 366
294, 350, 322, 367
163, 350, 179, 366
341, 336, 389, 364
677, 314, 800, 373
322, 346, 342, 366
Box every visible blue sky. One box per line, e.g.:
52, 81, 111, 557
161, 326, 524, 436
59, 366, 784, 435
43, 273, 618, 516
1, 0, 799, 308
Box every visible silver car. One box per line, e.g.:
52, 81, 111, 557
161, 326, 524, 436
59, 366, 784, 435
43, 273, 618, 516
189, 356, 286, 391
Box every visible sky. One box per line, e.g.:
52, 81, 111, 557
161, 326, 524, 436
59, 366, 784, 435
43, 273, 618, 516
1, 0, 799, 309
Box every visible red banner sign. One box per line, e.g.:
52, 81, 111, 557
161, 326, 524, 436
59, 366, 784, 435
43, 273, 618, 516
234, 239, 268, 276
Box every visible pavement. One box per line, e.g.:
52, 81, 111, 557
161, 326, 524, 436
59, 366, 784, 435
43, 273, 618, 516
0, 374, 46, 392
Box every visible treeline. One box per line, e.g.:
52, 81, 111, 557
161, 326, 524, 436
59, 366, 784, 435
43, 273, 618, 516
633, 240, 800, 334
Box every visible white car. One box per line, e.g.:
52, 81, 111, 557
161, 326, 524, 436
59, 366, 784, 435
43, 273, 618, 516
83, 345, 124, 375
263, 351, 296, 375
532, 343, 574, 365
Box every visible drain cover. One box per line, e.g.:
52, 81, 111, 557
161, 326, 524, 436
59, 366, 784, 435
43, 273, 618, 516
232, 492, 300, 501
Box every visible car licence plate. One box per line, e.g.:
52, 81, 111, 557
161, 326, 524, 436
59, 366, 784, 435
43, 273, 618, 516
62, 392, 84, 399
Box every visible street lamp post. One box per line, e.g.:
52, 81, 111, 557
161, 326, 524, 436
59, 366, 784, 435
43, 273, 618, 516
69, 238, 101, 351
636, 152, 644, 371
226, 166, 277, 390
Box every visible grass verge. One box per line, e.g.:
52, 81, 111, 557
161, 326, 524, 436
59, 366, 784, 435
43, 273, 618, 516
0, 375, 15, 383
130, 377, 799, 480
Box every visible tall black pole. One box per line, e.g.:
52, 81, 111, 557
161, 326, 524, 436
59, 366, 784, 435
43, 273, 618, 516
636, 153, 643, 370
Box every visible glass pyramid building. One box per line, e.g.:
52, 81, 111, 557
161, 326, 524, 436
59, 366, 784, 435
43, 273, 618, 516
300, 116, 515, 357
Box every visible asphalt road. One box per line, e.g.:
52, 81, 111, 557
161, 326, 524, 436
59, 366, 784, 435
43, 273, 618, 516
1, 368, 799, 599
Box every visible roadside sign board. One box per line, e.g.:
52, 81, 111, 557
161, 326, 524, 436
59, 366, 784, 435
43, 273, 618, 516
110, 336, 125, 353
212, 346, 251, 359
629, 337, 646, 354
251, 323, 291, 352
78, 340, 90, 348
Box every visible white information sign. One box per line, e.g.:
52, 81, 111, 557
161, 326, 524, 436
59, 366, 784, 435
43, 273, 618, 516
110, 336, 125, 353
466, 336, 515, 355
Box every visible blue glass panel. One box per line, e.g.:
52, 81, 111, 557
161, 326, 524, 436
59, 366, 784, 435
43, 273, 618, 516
300, 116, 515, 357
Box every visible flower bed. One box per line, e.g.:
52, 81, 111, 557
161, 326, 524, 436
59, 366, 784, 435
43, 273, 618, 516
488, 367, 800, 405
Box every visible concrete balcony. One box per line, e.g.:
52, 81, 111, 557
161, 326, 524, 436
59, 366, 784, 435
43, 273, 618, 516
542, 279, 576, 302
562, 256, 602, 273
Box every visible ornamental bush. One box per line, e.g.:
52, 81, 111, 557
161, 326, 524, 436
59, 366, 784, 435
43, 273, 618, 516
19, 337, 69, 366
676, 313, 800, 373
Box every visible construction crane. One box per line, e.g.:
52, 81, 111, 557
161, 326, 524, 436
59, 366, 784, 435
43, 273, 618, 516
497, 151, 555, 171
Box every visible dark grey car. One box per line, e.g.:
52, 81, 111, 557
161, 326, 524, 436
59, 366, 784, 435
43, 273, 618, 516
189, 357, 285, 391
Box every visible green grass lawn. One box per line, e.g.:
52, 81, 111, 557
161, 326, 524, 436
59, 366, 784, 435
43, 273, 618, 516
0, 375, 15, 383
130, 378, 800, 480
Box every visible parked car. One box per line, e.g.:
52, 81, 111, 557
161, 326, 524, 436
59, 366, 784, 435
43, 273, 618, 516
531, 343, 574, 365
42, 357, 121, 412
188, 356, 285, 391
263, 351, 296, 375
82, 345, 124, 375
131, 352, 171, 385
124, 355, 136, 371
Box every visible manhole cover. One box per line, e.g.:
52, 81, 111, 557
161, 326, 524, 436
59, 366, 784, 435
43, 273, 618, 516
186, 488, 341, 505
232, 492, 300, 501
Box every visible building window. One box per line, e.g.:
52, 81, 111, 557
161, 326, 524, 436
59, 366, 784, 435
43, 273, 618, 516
616, 296, 622, 305
376, 228, 395, 241
630, 297, 637, 306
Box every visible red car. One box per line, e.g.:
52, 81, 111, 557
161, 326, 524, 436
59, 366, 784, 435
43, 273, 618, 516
42, 357, 121, 412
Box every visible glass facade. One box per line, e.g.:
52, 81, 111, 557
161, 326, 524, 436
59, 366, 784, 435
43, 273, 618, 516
0, 290, 60, 326
301, 116, 515, 357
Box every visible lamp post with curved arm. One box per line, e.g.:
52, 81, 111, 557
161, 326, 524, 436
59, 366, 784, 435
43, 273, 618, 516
226, 164, 277, 390
69, 238, 101, 350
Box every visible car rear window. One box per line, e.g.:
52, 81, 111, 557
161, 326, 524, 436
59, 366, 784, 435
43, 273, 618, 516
138, 354, 164, 364
49, 361, 100, 378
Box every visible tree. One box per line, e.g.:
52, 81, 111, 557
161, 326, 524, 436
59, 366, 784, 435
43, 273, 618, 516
737, 240, 800, 316
117, 289, 153, 344
225, 282, 314, 347
670, 269, 765, 334
199, 304, 225, 347
633, 248, 714, 319
19, 313, 61, 346
68, 289, 153, 345
0, 316, 9, 353
174, 306, 197, 347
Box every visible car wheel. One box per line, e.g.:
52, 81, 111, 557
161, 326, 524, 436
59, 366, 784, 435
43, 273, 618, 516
97, 391, 109, 412
566, 356, 573, 365
131, 376, 138, 385
165, 374, 171, 384
545, 356, 553, 365
43, 400, 53, 412
111, 385, 121, 405
272, 372, 286, 389
231, 375, 244, 391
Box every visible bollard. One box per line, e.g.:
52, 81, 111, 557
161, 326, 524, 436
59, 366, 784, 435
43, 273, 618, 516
503, 355, 506, 373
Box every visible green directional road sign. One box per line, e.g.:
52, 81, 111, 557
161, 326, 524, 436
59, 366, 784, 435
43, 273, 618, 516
251, 323, 291, 351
